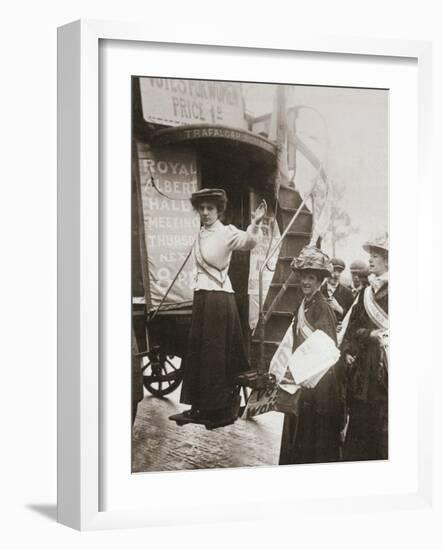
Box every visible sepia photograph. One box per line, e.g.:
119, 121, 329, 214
131, 76, 389, 473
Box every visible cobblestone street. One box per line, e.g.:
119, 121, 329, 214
132, 387, 284, 472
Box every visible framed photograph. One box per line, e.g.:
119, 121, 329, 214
57, 19, 432, 530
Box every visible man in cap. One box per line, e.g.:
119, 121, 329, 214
350, 259, 370, 297
341, 233, 389, 461
321, 257, 354, 327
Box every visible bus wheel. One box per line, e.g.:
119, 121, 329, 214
141, 346, 183, 397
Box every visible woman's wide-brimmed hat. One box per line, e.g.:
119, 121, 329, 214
190, 188, 227, 208
362, 232, 389, 254
290, 246, 332, 279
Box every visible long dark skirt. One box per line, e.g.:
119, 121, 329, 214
279, 380, 342, 465
180, 290, 249, 411
343, 398, 388, 461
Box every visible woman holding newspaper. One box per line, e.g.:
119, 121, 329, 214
279, 246, 345, 465
179, 188, 267, 424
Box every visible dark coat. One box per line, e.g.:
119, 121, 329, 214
279, 291, 344, 465
321, 282, 354, 323
341, 283, 388, 461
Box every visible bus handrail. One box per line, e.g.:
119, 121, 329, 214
257, 197, 309, 373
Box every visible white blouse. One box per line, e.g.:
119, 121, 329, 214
194, 219, 261, 293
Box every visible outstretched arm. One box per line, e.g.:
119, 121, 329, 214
226, 200, 267, 251
252, 200, 267, 225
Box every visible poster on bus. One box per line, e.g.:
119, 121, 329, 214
248, 218, 281, 330
139, 78, 247, 129
137, 143, 200, 309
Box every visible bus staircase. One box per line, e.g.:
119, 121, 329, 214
237, 183, 313, 394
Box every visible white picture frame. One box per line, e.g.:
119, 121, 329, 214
57, 19, 433, 531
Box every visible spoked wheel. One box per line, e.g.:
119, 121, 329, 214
141, 346, 183, 397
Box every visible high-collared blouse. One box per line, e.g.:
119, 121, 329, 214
194, 219, 260, 292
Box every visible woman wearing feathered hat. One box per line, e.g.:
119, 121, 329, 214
341, 233, 389, 461
179, 188, 267, 423
279, 246, 345, 465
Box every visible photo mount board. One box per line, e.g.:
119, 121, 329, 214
57, 19, 433, 531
